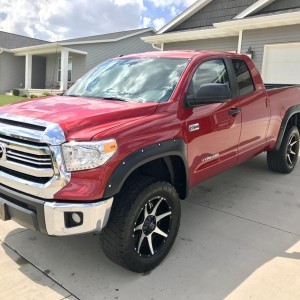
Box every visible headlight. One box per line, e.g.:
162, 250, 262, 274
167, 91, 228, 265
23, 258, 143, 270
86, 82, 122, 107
62, 139, 118, 171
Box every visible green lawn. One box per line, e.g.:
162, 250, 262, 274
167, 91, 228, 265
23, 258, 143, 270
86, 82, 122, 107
0, 95, 27, 106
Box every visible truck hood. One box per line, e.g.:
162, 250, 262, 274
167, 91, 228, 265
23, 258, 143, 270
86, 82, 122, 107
0, 96, 158, 140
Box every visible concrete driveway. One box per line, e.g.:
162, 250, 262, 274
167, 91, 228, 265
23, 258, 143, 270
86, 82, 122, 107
1, 153, 300, 300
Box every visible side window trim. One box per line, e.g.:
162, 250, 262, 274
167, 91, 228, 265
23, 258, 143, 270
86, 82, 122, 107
224, 58, 238, 99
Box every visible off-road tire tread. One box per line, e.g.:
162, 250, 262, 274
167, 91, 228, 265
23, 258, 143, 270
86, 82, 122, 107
267, 126, 299, 174
100, 175, 180, 272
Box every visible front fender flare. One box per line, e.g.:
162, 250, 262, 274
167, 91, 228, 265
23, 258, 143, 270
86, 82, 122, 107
103, 139, 188, 198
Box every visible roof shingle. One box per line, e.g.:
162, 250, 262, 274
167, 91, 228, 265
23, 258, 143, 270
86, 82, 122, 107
0, 31, 49, 49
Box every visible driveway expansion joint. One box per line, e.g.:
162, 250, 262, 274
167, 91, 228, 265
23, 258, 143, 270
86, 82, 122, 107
3, 241, 80, 300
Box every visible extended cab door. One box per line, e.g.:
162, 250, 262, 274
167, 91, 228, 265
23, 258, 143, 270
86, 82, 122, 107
229, 59, 270, 163
183, 58, 242, 187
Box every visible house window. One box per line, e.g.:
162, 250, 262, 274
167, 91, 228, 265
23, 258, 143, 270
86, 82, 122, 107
58, 57, 72, 82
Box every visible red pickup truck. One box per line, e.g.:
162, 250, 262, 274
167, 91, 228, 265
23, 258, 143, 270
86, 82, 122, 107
0, 51, 299, 272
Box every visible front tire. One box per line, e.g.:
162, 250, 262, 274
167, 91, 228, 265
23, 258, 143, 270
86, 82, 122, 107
100, 175, 181, 273
267, 126, 299, 173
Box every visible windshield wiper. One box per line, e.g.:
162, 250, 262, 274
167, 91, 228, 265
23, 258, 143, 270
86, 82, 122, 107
66, 94, 79, 97
100, 97, 130, 102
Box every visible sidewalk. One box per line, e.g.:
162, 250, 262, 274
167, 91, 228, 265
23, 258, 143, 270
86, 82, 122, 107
1, 154, 300, 300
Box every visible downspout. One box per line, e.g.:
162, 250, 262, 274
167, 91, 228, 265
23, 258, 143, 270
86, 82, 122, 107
237, 30, 243, 53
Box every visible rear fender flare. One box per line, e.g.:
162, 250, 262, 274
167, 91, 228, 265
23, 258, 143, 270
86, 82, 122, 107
275, 105, 300, 151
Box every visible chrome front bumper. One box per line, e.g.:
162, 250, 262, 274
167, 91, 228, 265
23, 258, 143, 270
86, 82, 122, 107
0, 183, 113, 236
44, 198, 113, 236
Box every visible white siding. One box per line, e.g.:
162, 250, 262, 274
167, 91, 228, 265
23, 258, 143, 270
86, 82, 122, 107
164, 37, 239, 52
241, 24, 300, 72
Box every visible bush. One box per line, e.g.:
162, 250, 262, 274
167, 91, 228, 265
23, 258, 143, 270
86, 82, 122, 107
30, 94, 38, 98
12, 89, 20, 96
42, 92, 51, 96
21, 94, 28, 98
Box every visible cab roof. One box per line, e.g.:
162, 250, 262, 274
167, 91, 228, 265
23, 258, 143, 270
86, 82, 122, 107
120, 50, 240, 60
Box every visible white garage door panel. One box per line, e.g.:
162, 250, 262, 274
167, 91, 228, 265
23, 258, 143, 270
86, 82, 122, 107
262, 43, 300, 84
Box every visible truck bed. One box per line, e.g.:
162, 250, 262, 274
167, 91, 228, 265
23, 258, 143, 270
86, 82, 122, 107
264, 83, 299, 90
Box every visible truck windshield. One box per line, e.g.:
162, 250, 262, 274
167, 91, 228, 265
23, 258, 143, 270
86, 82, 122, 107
65, 57, 189, 103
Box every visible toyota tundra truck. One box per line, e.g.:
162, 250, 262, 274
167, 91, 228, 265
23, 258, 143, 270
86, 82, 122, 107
0, 51, 300, 272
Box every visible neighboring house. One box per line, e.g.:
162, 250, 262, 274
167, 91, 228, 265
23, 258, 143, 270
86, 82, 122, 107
142, 0, 300, 84
0, 31, 49, 93
0, 28, 155, 93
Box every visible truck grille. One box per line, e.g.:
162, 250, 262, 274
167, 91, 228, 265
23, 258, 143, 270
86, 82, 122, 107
0, 113, 70, 198
0, 134, 54, 181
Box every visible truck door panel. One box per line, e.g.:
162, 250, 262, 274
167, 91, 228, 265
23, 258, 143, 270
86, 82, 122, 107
184, 59, 242, 187
231, 59, 270, 163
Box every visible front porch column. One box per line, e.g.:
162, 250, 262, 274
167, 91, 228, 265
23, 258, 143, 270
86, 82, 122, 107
25, 54, 32, 89
60, 48, 69, 91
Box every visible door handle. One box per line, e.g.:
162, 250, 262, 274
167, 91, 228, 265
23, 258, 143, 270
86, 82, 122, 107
228, 108, 241, 116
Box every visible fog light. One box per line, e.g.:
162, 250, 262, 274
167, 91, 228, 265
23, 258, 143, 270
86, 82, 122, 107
64, 211, 83, 228
71, 212, 82, 224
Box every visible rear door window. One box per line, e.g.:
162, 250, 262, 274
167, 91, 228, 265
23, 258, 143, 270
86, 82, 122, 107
232, 59, 255, 96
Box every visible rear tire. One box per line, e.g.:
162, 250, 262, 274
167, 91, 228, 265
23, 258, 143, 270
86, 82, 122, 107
267, 126, 299, 173
100, 175, 181, 273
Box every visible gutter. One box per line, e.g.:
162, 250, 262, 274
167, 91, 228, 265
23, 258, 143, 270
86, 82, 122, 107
0, 48, 11, 54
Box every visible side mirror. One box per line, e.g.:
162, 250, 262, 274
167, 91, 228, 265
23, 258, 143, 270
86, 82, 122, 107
186, 83, 231, 107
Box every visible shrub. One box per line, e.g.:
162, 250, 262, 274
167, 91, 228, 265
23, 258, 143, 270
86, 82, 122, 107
42, 92, 51, 96
21, 94, 28, 98
30, 94, 38, 98
12, 89, 20, 96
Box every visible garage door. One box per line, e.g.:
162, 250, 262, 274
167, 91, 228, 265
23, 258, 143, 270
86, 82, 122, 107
262, 43, 300, 84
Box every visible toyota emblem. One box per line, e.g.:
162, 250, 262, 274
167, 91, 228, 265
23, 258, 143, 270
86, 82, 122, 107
0, 143, 6, 161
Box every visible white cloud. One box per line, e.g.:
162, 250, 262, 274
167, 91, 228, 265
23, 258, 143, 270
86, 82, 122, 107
170, 6, 179, 17
153, 17, 166, 30
0, 0, 197, 41
0, 0, 145, 41
141, 16, 151, 28
149, 0, 197, 7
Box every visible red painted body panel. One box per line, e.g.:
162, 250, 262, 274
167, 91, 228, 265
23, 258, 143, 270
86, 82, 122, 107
1, 51, 300, 201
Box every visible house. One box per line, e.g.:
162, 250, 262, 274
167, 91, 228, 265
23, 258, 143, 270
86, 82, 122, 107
142, 0, 300, 84
0, 28, 155, 94
0, 32, 49, 93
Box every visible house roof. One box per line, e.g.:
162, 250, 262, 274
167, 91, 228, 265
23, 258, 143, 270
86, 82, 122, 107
158, 0, 262, 34
60, 28, 155, 45
1, 27, 155, 54
215, 10, 300, 31
234, 0, 276, 19
157, 0, 213, 34
143, 0, 300, 45
0, 31, 49, 49
142, 9, 300, 44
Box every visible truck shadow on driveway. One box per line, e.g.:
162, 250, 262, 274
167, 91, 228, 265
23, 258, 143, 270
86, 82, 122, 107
2, 154, 300, 300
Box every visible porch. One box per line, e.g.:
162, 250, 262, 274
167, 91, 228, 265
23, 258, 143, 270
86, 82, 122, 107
12, 44, 87, 93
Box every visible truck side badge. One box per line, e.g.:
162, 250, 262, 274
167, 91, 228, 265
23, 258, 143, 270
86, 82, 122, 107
189, 123, 200, 132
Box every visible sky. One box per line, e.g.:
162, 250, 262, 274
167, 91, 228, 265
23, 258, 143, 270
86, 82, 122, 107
0, 0, 197, 41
